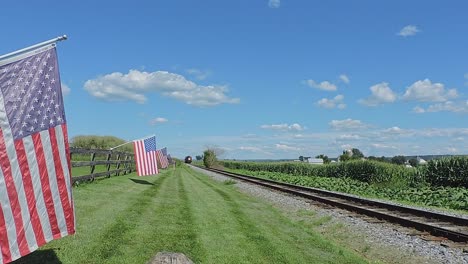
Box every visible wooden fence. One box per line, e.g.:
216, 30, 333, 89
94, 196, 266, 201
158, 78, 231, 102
70, 147, 135, 184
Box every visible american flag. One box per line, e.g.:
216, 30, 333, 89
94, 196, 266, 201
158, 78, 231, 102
166, 154, 173, 165
0, 44, 75, 263
133, 136, 158, 176
156, 148, 168, 169
161, 147, 169, 167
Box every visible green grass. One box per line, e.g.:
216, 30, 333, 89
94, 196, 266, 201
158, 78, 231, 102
14, 165, 370, 264
71, 165, 98, 176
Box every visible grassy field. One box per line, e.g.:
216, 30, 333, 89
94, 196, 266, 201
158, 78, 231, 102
13, 165, 373, 264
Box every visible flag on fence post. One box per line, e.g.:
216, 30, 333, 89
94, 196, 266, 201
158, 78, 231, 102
133, 135, 158, 176
156, 148, 168, 169
167, 154, 173, 165
0, 41, 75, 263
161, 147, 169, 167
161, 147, 168, 158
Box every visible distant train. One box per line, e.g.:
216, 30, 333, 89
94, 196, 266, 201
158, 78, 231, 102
184, 156, 192, 164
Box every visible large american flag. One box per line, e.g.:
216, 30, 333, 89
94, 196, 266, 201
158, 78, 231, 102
133, 136, 158, 176
0, 44, 75, 263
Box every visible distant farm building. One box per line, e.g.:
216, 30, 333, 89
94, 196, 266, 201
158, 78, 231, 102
306, 158, 324, 165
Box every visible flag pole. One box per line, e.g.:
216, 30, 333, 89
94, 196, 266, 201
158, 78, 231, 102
0, 35, 68, 61
109, 141, 132, 151
109, 134, 156, 151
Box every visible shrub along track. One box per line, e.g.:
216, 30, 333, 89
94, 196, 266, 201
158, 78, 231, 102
200, 167, 468, 245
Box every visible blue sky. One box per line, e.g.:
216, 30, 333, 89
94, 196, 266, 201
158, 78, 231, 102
2, 0, 467, 159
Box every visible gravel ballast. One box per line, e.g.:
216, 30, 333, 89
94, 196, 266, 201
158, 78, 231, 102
190, 165, 468, 264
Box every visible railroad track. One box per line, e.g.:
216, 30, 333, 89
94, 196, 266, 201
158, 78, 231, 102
198, 166, 468, 244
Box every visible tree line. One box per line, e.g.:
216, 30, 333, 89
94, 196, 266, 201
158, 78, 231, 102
70, 135, 134, 153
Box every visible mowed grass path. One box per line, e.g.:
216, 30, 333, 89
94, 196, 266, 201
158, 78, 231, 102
14, 165, 368, 264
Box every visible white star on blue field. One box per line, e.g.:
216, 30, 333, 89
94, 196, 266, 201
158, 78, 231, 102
1, 0, 467, 159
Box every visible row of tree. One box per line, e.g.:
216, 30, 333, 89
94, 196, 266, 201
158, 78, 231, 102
70, 135, 134, 152
367, 154, 419, 166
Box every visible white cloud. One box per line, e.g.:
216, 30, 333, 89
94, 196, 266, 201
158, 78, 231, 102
403, 79, 458, 102
305, 79, 337, 91
242, 134, 258, 138
371, 143, 397, 149
383, 126, 404, 134
262, 124, 287, 130
413, 106, 426, 113
364, 127, 468, 140
329, 119, 369, 130
84, 70, 240, 106
317, 94, 346, 109
398, 25, 420, 37
289, 123, 303, 131
337, 134, 361, 140
238, 146, 275, 156
61, 83, 71, 96
414, 101, 468, 114
235, 146, 272, 156
268, 0, 280, 8
381, 126, 414, 137
239, 146, 264, 153
339, 74, 350, 84
418, 128, 468, 138
359, 82, 396, 106
261, 123, 304, 132
149, 117, 168, 125
186, 68, 211, 80
275, 144, 300, 151
446, 147, 458, 153
426, 100, 468, 113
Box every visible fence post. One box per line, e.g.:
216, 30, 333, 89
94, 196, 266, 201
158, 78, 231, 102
106, 152, 112, 178
115, 153, 122, 176
124, 155, 130, 174
129, 155, 134, 173
90, 152, 96, 179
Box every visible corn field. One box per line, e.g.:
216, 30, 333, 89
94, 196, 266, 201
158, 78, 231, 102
221, 156, 468, 188
424, 156, 468, 187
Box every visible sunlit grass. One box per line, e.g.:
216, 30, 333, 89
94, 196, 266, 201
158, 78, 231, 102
14, 166, 369, 264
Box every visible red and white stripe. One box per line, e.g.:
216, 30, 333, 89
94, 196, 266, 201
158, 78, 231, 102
0, 94, 74, 263
133, 140, 158, 176
156, 149, 168, 169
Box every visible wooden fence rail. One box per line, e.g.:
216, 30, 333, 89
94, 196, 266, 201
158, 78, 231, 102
70, 147, 135, 184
